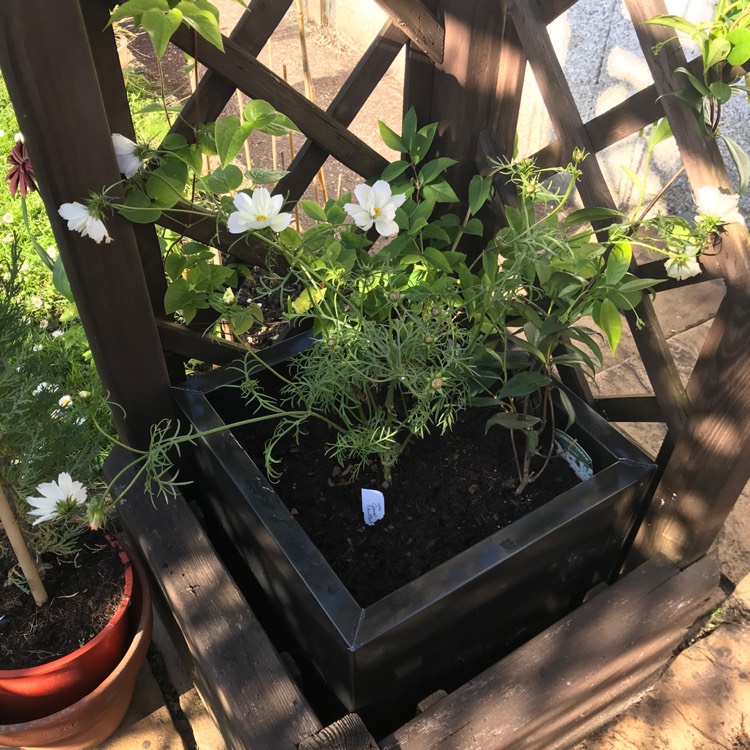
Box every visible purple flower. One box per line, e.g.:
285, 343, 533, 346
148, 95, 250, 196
6, 140, 38, 198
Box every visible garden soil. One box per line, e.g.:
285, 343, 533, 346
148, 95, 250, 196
116, 5, 750, 748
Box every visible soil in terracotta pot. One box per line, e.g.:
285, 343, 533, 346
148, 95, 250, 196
232, 406, 580, 606
0, 529, 125, 669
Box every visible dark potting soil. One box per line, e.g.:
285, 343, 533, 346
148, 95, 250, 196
0, 529, 126, 669
233, 407, 580, 607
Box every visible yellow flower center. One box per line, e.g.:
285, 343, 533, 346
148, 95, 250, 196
372, 207, 382, 218
256, 214, 267, 221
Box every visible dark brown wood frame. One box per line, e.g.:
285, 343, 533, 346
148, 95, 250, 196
1, 0, 747, 746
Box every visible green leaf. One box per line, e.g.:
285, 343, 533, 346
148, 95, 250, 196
108, 0, 168, 25
381, 160, 410, 182
418, 157, 457, 186
562, 206, 623, 228
496, 372, 551, 399
300, 200, 328, 222
674, 66, 710, 97
292, 287, 324, 314
246, 167, 289, 185
164, 277, 195, 313
727, 28, 750, 66
243, 99, 279, 130
422, 179, 459, 203
648, 117, 673, 148
597, 298, 622, 355
422, 247, 452, 273
215, 116, 253, 168
605, 241, 632, 285
709, 81, 733, 104
463, 217, 484, 236
141, 8, 182, 58
378, 121, 405, 152
643, 14, 702, 39
468, 174, 493, 216
164, 253, 187, 280
227, 304, 263, 334
705, 37, 731, 69
145, 159, 189, 206
120, 188, 161, 223
402, 107, 418, 151
176, 0, 224, 51
52, 255, 74, 303
485, 412, 542, 431
202, 164, 243, 193
663, 87, 704, 112
722, 134, 750, 195
161, 133, 188, 150
258, 112, 299, 137
412, 123, 437, 163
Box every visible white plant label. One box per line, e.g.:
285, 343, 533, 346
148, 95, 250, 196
554, 429, 594, 482
361, 488, 385, 526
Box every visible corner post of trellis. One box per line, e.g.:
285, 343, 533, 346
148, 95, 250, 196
0, 0, 175, 449
623, 0, 750, 569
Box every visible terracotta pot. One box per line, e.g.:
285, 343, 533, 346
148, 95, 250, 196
0, 541, 153, 750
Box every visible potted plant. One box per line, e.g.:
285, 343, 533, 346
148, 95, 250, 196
0, 239, 152, 749
92, 110, 734, 717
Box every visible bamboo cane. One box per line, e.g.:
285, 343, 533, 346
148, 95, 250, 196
0, 484, 48, 606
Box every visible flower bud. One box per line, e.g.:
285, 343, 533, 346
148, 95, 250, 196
431, 377, 444, 390
222, 288, 236, 305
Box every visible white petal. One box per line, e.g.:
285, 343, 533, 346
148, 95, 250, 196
227, 211, 251, 234
370, 180, 393, 209
233, 192, 254, 214
345, 204, 374, 231
268, 212, 292, 232
251, 187, 273, 214
84, 217, 110, 244
375, 217, 400, 237
353, 183, 374, 212
268, 193, 285, 216
390, 191, 407, 209
58, 202, 89, 229
111, 133, 137, 156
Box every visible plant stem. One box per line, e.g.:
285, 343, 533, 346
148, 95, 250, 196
0, 484, 48, 606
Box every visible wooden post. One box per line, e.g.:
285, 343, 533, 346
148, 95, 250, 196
0, 0, 174, 449
404, 0, 506, 197
623, 0, 750, 568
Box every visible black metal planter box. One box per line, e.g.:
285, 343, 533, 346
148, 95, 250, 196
173, 333, 656, 717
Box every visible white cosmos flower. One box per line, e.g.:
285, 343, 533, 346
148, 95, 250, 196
58, 394, 73, 408
695, 187, 746, 227
344, 180, 406, 237
30, 296, 43, 308
58, 201, 112, 244
39, 319, 48, 329
227, 189, 292, 233
111, 133, 144, 179
51, 329, 63, 338
665, 245, 702, 281
26, 472, 87, 525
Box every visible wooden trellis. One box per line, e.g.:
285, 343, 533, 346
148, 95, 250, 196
0, 0, 748, 747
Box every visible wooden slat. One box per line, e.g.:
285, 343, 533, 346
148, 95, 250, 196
169, 26, 388, 179
105, 448, 323, 750
374, 0, 445, 64
168, 0, 292, 142
276, 21, 408, 203
530, 56, 719, 169
507, 0, 691, 438
624, 0, 750, 567
81, 0, 186, 384
0, 0, 174, 449
380, 554, 721, 750
486, 5, 527, 166
594, 395, 661, 423
539, 0, 579, 24
299, 714, 378, 750
157, 319, 247, 365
